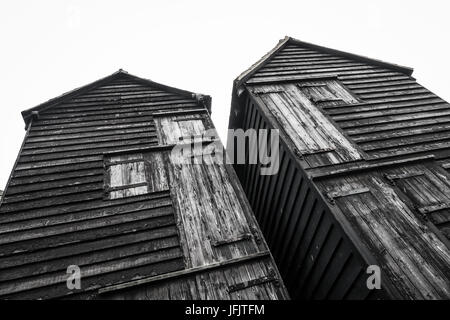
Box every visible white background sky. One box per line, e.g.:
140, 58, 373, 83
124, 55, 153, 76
1, 0, 450, 190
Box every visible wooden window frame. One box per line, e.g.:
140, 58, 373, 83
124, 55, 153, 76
103, 155, 150, 200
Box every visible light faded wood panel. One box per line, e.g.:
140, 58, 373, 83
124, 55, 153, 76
179, 119, 205, 139
328, 183, 429, 299
276, 88, 336, 150
156, 117, 182, 144
144, 152, 169, 192
252, 82, 362, 165
368, 175, 450, 297
109, 162, 146, 187
286, 83, 363, 162
155, 114, 207, 145
319, 171, 450, 299
107, 153, 149, 200
257, 89, 323, 151
298, 80, 359, 104
384, 164, 450, 240
168, 151, 258, 268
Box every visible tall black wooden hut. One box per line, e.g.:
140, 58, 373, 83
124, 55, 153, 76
228, 36, 450, 299
0, 70, 288, 300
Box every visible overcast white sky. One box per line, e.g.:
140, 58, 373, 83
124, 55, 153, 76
1, 0, 450, 189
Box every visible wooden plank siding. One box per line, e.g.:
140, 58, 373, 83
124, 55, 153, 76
230, 93, 388, 300
0, 71, 288, 300
229, 37, 450, 299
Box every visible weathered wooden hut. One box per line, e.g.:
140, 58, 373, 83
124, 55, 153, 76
228, 36, 450, 299
0, 70, 288, 300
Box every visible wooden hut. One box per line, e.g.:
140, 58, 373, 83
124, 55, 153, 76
228, 36, 450, 299
0, 70, 288, 300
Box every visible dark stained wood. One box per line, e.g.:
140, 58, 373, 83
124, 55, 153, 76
229, 37, 450, 299
0, 71, 288, 300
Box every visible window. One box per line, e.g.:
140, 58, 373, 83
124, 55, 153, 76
154, 113, 210, 145
104, 152, 169, 200
297, 80, 360, 107
105, 154, 147, 200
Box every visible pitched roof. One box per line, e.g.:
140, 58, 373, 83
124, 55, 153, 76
235, 36, 414, 87
21, 69, 211, 127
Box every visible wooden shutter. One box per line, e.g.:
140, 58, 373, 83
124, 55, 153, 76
154, 113, 210, 145
105, 153, 148, 200
251, 81, 363, 165
385, 165, 450, 241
